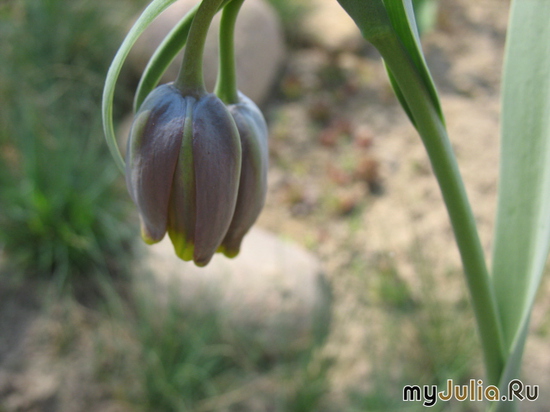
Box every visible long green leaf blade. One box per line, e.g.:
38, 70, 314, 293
338, 0, 443, 128
101, 0, 179, 172
382, 0, 443, 122
491, 319, 529, 412
492, 0, 550, 386
336, 0, 395, 42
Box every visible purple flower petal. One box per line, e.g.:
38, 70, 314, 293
192, 94, 242, 266
125, 84, 186, 243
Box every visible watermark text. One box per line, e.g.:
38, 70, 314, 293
403, 379, 539, 407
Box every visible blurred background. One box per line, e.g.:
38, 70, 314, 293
0, 0, 548, 411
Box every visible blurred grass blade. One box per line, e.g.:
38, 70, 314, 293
134, 4, 198, 112
412, 0, 439, 35
491, 0, 550, 389
102, 0, 179, 172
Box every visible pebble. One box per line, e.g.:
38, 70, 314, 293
300, 0, 364, 51
140, 227, 332, 357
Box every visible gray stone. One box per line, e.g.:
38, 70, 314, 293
300, 0, 363, 51
127, 0, 285, 104
139, 227, 331, 357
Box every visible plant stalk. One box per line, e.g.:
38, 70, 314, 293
175, 0, 224, 95
215, 0, 244, 104
134, 4, 199, 111
373, 34, 506, 385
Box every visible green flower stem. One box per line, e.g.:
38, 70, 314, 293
175, 0, 224, 95
215, 0, 244, 104
134, 4, 199, 111
102, 0, 180, 172
374, 34, 505, 385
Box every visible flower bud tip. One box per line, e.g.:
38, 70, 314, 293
169, 229, 195, 262
141, 226, 160, 245
217, 244, 240, 259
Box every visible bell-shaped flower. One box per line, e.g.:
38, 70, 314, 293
125, 82, 242, 266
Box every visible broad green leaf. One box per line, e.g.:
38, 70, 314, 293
134, 4, 199, 112
102, 0, 180, 172
491, 0, 550, 390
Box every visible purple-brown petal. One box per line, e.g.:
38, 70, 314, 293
191, 94, 242, 266
125, 83, 186, 243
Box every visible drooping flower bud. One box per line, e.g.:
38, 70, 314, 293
219, 92, 269, 257
125, 82, 241, 266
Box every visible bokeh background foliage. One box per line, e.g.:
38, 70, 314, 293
0, 0, 334, 410
0, 0, 137, 285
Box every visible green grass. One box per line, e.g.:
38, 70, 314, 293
0, 0, 138, 287
412, 0, 440, 34
348, 246, 479, 412
93, 276, 333, 412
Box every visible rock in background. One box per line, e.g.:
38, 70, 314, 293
299, 0, 363, 51
127, 0, 285, 105
139, 227, 332, 358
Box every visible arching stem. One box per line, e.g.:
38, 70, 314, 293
175, 0, 224, 96
215, 0, 244, 104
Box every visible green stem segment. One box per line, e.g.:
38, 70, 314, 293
336, 0, 506, 389
175, 0, 224, 95
134, 4, 199, 111
215, 0, 244, 104
374, 35, 505, 385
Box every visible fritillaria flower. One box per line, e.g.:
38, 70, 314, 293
107, 0, 269, 266
125, 83, 242, 266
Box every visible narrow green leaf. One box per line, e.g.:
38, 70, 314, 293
492, 0, 550, 383
101, 0, 179, 172
338, 0, 443, 128
336, 0, 395, 43
134, 4, 199, 112
382, 0, 443, 122
491, 319, 529, 412
385, 63, 416, 126
336, 0, 416, 125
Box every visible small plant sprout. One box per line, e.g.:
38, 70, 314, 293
103, 0, 550, 410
